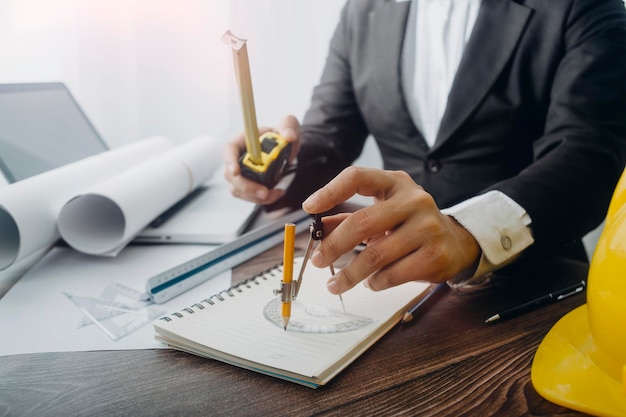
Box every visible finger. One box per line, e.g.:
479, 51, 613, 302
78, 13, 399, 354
276, 114, 300, 143
276, 115, 301, 161
362, 215, 478, 290
308, 213, 352, 266
364, 242, 450, 291
225, 171, 286, 204
316, 213, 349, 236
223, 138, 245, 177
302, 167, 402, 214
327, 221, 422, 293
312, 196, 418, 268
321, 213, 398, 250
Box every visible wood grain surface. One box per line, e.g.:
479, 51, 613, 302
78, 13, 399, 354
0, 233, 590, 417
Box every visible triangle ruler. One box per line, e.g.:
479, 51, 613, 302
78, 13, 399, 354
64, 292, 165, 341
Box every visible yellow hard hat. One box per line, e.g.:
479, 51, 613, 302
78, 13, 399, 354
531, 169, 626, 416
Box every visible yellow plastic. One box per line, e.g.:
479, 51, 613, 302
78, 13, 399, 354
531, 169, 626, 417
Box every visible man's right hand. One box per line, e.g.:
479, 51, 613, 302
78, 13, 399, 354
222, 115, 301, 205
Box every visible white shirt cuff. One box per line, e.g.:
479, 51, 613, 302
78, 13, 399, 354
442, 190, 534, 287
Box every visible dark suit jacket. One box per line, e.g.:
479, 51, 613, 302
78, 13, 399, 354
283, 0, 626, 259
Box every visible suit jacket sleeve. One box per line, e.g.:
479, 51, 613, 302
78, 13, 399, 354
275, 2, 370, 209
485, 0, 626, 254
278, 0, 626, 261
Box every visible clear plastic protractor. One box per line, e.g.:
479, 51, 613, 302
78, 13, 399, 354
263, 297, 373, 333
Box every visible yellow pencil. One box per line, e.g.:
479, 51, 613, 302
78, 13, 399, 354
281, 223, 296, 330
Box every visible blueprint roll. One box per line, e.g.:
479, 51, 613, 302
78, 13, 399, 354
57, 135, 222, 256
0, 137, 174, 271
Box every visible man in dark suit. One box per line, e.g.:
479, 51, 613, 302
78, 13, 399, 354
224, 0, 626, 295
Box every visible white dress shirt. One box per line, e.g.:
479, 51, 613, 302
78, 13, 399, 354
401, 0, 534, 285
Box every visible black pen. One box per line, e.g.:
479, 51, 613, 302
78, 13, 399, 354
485, 280, 586, 323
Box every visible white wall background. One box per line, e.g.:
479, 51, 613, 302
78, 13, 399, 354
0, 0, 384, 287
0, 0, 377, 156
0, 0, 619, 275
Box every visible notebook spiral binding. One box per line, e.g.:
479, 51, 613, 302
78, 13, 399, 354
159, 264, 284, 322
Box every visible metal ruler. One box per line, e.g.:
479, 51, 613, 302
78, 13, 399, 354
145, 209, 311, 303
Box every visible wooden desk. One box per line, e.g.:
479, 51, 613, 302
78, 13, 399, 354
0, 235, 589, 416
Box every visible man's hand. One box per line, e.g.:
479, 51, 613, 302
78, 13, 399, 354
302, 167, 481, 294
223, 115, 301, 204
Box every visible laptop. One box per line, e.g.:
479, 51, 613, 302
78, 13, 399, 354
0, 82, 258, 244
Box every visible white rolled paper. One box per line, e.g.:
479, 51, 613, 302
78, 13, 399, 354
57, 136, 222, 255
0, 137, 175, 270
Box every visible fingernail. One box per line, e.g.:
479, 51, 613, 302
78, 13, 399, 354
280, 127, 297, 140
363, 279, 370, 289
311, 250, 323, 266
256, 189, 268, 200
227, 162, 236, 174
327, 279, 339, 294
302, 191, 318, 209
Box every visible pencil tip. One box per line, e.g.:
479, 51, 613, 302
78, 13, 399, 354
485, 314, 499, 323
401, 312, 413, 324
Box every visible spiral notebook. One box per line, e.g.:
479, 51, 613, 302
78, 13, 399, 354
153, 257, 431, 388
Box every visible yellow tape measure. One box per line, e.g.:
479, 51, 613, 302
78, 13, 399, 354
239, 131, 291, 188
223, 30, 292, 188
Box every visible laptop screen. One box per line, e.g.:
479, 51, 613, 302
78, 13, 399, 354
0, 82, 108, 183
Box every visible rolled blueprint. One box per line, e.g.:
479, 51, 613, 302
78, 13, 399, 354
0, 137, 174, 270
57, 136, 222, 256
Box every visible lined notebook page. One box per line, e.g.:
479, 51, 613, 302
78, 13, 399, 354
154, 257, 430, 383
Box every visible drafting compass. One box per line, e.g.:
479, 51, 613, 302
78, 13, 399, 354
278, 214, 345, 311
